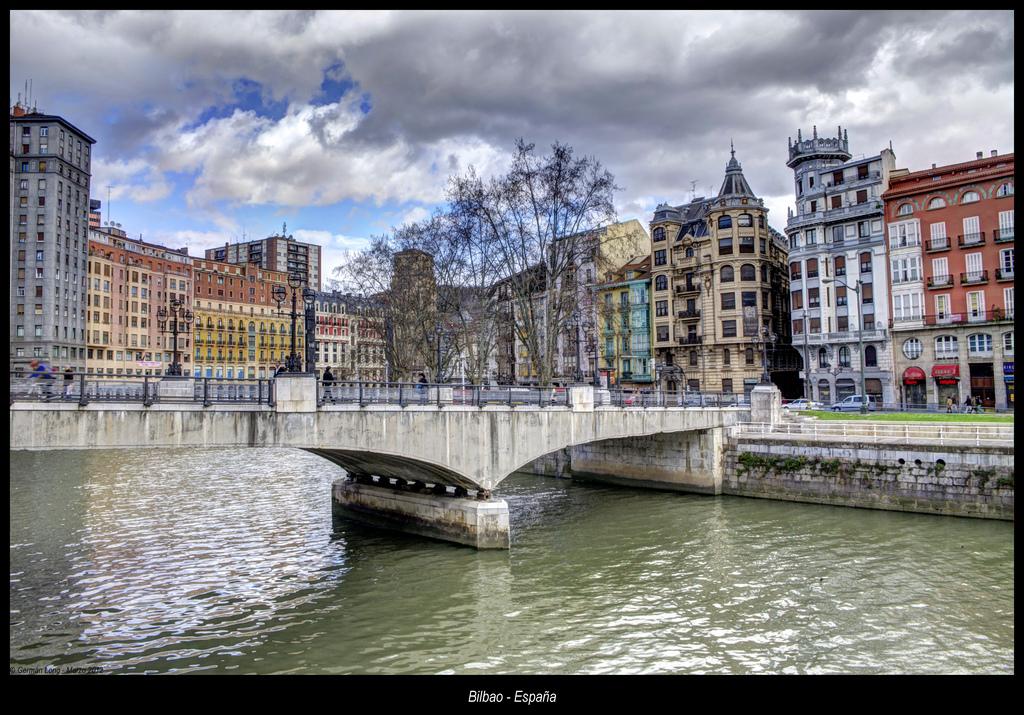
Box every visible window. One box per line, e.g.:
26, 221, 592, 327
721, 266, 734, 282
808, 287, 820, 308
839, 347, 851, 367
740, 264, 755, 281
722, 378, 733, 393
655, 275, 667, 291
999, 248, 1014, 275
861, 283, 873, 304
960, 190, 980, 204
927, 197, 946, 209
745, 348, 755, 365
792, 318, 803, 335
653, 227, 665, 242
737, 213, 753, 227
858, 220, 870, 238
897, 203, 914, 216
742, 291, 757, 307
790, 261, 802, 280
1003, 332, 1014, 354
996, 182, 1013, 197
806, 258, 818, 278
818, 347, 829, 368
718, 237, 733, 255
790, 289, 803, 309
903, 338, 923, 359
836, 286, 847, 306
739, 235, 754, 253
723, 349, 731, 365
805, 229, 816, 246
837, 315, 849, 331
718, 215, 732, 230
722, 320, 737, 337
809, 317, 821, 334
835, 255, 846, 276
860, 252, 872, 273
935, 335, 958, 357
656, 300, 668, 317
865, 345, 877, 367
689, 350, 698, 366
968, 334, 993, 354
654, 249, 666, 266
656, 325, 669, 342
831, 195, 842, 209
721, 292, 736, 310
856, 189, 868, 204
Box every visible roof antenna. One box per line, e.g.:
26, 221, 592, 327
689, 180, 697, 202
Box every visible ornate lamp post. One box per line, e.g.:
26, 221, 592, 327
302, 287, 316, 374
157, 297, 194, 376
272, 272, 305, 373
571, 309, 584, 383
823, 276, 868, 412
754, 325, 778, 385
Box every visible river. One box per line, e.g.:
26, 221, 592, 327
9, 448, 1014, 674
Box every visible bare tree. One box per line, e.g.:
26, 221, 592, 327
450, 140, 618, 386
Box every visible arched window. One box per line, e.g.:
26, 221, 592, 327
927, 197, 946, 209
689, 350, 698, 366
737, 213, 753, 227
967, 333, 993, 354
961, 190, 980, 204
745, 348, 754, 365
839, 347, 851, 367
818, 347, 829, 368
653, 227, 665, 241
721, 265, 735, 282
897, 203, 914, 216
685, 246, 694, 257
935, 335, 958, 356
740, 264, 756, 281
718, 215, 733, 229
655, 275, 668, 291
865, 345, 877, 367
996, 182, 1014, 197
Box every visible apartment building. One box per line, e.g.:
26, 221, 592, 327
206, 225, 322, 291
595, 255, 652, 387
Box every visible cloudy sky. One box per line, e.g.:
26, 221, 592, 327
10, 10, 1014, 284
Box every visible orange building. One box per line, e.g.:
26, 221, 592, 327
883, 150, 1014, 409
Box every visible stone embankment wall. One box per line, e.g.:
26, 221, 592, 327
723, 437, 1014, 520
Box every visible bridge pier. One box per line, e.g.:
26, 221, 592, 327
332, 478, 511, 549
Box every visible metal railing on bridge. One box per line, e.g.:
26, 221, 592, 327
733, 420, 1014, 446
601, 389, 751, 408
317, 381, 571, 408
9, 372, 274, 406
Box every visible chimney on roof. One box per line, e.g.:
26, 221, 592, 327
11, 103, 26, 117
976, 151, 983, 159
991, 150, 998, 157
932, 164, 936, 169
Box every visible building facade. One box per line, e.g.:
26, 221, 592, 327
784, 126, 898, 404
190, 258, 304, 379
10, 103, 95, 373
86, 225, 193, 375
595, 256, 652, 387
315, 291, 386, 382
206, 225, 322, 291
650, 148, 796, 396
883, 150, 1014, 410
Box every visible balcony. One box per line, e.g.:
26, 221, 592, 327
677, 309, 701, 320
675, 283, 699, 294
994, 228, 1014, 243
925, 238, 951, 253
957, 232, 986, 248
996, 268, 1015, 282
926, 274, 954, 289
960, 270, 989, 286
892, 310, 1013, 326
677, 335, 703, 345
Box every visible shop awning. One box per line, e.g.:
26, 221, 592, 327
931, 364, 960, 379
903, 367, 926, 384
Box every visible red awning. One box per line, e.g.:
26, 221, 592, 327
903, 367, 926, 384
931, 364, 960, 379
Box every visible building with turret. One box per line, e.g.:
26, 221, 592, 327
650, 147, 798, 396
784, 126, 898, 405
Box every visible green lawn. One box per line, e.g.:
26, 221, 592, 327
803, 410, 1014, 423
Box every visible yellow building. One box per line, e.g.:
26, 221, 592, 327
190, 258, 304, 379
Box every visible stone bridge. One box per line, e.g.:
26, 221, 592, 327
10, 378, 779, 549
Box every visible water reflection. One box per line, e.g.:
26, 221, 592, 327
9, 448, 1015, 674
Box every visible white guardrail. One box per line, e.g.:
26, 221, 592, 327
733, 421, 1015, 447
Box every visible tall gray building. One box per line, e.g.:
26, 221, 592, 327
10, 103, 95, 373
784, 126, 898, 405
206, 225, 322, 291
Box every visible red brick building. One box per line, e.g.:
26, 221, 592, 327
883, 151, 1014, 410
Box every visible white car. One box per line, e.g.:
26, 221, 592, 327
783, 398, 820, 411
830, 395, 878, 412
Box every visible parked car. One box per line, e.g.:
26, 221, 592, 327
830, 395, 877, 412
783, 398, 821, 411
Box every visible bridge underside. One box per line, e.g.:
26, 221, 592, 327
306, 449, 483, 492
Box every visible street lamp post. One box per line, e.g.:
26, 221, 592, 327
754, 325, 777, 385
823, 277, 868, 413
302, 287, 316, 374
157, 297, 194, 376
272, 272, 305, 373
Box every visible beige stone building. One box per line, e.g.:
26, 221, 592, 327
650, 148, 797, 396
